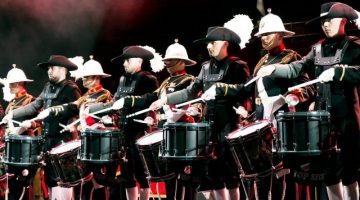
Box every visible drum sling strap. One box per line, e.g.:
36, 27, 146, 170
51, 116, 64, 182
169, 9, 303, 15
313, 37, 354, 111
115, 73, 145, 127
43, 82, 66, 136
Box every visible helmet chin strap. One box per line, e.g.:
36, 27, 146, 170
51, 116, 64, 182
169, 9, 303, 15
167, 64, 185, 75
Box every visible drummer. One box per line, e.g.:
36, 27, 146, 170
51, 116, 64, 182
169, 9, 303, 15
3, 55, 82, 200
234, 10, 315, 200
256, 2, 360, 199
116, 40, 201, 199
0, 65, 42, 200
34, 56, 113, 200
150, 15, 252, 200
89, 45, 161, 200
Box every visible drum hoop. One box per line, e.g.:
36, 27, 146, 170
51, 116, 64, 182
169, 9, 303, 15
50, 140, 81, 155
227, 120, 272, 140
164, 122, 210, 128
136, 131, 163, 146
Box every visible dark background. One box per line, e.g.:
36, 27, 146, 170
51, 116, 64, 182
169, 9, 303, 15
0, 0, 359, 104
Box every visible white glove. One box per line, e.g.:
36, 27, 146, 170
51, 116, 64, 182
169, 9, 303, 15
150, 97, 167, 111
20, 120, 32, 129
143, 116, 155, 126
186, 106, 200, 116
112, 98, 124, 110
318, 68, 335, 83
37, 109, 50, 120
354, 10, 360, 30
101, 115, 113, 125
256, 64, 276, 77
163, 105, 184, 123
1, 111, 13, 125
201, 85, 216, 101
284, 94, 299, 106
233, 106, 248, 118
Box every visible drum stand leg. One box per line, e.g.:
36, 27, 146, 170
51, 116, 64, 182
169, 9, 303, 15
281, 175, 287, 200
173, 174, 185, 200
19, 186, 26, 200
5, 173, 9, 200
229, 146, 250, 200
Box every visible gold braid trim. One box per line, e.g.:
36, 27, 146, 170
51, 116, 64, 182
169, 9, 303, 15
156, 74, 194, 97
74, 95, 88, 107
174, 74, 194, 87
95, 90, 112, 103
155, 77, 171, 95
253, 54, 269, 75
253, 50, 300, 75
5, 94, 34, 114
75, 89, 112, 108
279, 50, 300, 64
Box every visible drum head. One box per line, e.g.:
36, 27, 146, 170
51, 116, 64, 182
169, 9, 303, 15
136, 130, 163, 146
50, 140, 81, 155
227, 120, 271, 139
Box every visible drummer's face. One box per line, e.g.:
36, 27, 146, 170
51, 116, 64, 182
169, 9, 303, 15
9, 82, 21, 94
124, 58, 142, 74
261, 32, 283, 50
207, 40, 226, 58
82, 75, 98, 89
48, 66, 66, 83
321, 17, 345, 38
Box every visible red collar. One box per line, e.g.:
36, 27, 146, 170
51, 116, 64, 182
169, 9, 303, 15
87, 84, 103, 94
15, 89, 27, 98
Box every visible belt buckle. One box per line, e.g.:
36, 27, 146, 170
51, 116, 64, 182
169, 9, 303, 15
255, 98, 262, 105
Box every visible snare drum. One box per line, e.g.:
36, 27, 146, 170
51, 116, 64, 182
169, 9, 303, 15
161, 123, 210, 160
3, 135, 43, 166
49, 140, 91, 187
276, 111, 330, 155
80, 127, 123, 164
136, 130, 175, 182
226, 121, 274, 177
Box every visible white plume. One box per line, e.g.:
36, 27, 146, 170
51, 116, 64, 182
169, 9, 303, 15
142, 46, 165, 73
0, 79, 15, 102
68, 56, 85, 80
354, 10, 360, 30
224, 14, 254, 49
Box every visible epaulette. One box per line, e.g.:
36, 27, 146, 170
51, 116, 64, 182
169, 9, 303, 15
139, 71, 157, 81
228, 56, 247, 66
348, 36, 360, 46
280, 49, 301, 64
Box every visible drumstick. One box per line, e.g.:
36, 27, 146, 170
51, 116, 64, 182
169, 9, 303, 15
133, 119, 149, 124
288, 78, 320, 92
59, 112, 104, 133
126, 107, 152, 118
244, 76, 261, 87
175, 97, 203, 108
91, 106, 114, 115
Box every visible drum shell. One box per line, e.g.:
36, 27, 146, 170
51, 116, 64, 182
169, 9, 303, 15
3, 135, 43, 167
226, 121, 274, 175
160, 123, 210, 160
49, 140, 90, 186
136, 130, 174, 182
276, 111, 330, 155
80, 127, 123, 164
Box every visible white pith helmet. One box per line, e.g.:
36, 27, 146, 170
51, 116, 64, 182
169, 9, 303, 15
5, 64, 33, 84
255, 9, 295, 37
80, 56, 111, 78
163, 39, 197, 66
